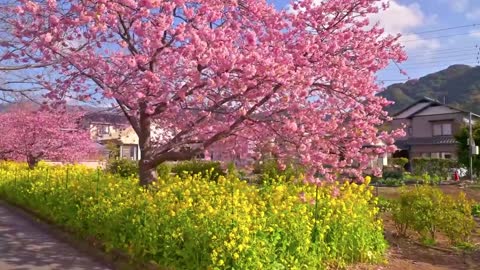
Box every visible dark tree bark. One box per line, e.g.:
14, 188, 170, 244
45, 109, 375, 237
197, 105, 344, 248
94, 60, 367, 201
139, 158, 158, 186
26, 155, 38, 169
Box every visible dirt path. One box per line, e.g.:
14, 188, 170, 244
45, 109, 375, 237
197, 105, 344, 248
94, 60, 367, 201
0, 202, 111, 270
373, 185, 480, 270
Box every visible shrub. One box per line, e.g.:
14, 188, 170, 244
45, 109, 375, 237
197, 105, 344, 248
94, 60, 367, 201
156, 163, 172, 179
377, 197, 393, 212
253, 158, 304, 183
376, 178, 405, 187
392, 185, 475, 245
441, 193, 476, 245
106, 158, 138, 177
412, 158, 459, 181
389, 158, 408, 169
0, 161, 387, 269
170, 160, 224, 180
382, 167, 404, 179
473, 204, 480, 217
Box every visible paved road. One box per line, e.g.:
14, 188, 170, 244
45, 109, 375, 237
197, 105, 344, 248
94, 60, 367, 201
0, 203, 111, 270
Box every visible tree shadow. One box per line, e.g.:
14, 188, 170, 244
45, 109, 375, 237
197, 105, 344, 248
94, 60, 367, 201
0, 205, 110, 270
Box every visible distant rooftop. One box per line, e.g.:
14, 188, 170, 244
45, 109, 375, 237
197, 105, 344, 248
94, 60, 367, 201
393, 97, 480, 119
82, 111, 129, 125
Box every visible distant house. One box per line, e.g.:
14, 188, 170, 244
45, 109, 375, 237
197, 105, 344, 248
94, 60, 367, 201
82, 111, 141, 161
391, 97, 479, 170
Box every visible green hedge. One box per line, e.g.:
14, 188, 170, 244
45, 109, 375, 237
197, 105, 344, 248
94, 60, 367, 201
389, 157, 408, 168
107, 159, 224, 180
412, 158, 458, 180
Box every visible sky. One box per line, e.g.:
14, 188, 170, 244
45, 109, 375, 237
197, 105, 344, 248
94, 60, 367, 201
271, 0, 480, 86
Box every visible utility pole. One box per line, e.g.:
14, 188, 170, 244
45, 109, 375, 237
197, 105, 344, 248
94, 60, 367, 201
469, 112, 474, 181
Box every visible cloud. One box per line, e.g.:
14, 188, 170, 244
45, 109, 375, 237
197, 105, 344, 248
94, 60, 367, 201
450, 0, 469, 12
469, 29, 480, 38
399, 34, 441, 50
370, 2, 423, 34
287, 1, 439, 51
466, 8, 480, 20
369, 1, 440, 51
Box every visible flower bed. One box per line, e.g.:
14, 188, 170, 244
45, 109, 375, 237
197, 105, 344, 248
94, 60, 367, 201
0, 162, 387, 269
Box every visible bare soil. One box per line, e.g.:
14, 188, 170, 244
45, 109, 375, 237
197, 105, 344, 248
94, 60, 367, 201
354, 184, 480, 270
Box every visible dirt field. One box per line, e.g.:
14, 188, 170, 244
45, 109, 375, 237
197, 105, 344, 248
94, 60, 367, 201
362, 184, 480, 270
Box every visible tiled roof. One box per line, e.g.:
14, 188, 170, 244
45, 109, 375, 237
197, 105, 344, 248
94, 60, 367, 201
393, 97, 480, 119
82, 111, 129, 125
396, 136, 457, 149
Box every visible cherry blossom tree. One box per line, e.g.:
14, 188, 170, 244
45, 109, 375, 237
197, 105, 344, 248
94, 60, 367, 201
5, 0, 406, 185
0, 106, 99, 168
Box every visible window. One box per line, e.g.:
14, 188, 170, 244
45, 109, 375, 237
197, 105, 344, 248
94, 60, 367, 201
421, 153, 430, 158
97, 124, 109, 135
431, 152, 440, 158
129, 145, 136, 159
442, 123, 452, 135
408, 126, 413, 136
441, 152, 453, 159
121, 145, 138, 160
432, 122, 452, 136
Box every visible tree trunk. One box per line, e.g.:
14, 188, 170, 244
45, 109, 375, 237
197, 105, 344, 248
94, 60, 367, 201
26, 155, 38, 170
139, 158, 158, 186
136, 102, 159, 187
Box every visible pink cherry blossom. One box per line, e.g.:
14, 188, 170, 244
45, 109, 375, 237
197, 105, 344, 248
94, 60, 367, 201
0, 105, 99, 169
5, 0, 406, 185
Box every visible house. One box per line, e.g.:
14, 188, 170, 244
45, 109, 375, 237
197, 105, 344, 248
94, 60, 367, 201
391, 97, 479, 169
82, 111, 141, 161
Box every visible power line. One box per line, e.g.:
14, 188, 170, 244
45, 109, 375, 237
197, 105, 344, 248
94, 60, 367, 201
379, 63, 480, 82
382, 61, 479, 72
383, 62, 479, 71
401, 32, 476, 42
408, 45, 478, 53
384, 57, 477, 68
406, 52, 478, 61
378, 79, 410, 82
407, 48, 478, 58
406, 24, 480, 36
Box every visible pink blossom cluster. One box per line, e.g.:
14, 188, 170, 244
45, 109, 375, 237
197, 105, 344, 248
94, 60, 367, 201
6, 0, 406, 182
0, 105, 99, 168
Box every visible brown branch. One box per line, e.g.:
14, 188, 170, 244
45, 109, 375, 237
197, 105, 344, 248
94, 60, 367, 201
0, 62, 54, 71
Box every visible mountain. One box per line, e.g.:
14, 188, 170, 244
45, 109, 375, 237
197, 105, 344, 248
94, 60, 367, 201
0, 101, 110, 113
380, 64, 480, 115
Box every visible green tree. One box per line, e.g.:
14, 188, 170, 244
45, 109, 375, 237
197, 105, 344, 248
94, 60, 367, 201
455, 124, 480, 176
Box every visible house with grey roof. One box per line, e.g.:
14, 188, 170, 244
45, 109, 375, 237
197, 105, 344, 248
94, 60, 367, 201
82, 111, 141, 161
391, 97, 479, 170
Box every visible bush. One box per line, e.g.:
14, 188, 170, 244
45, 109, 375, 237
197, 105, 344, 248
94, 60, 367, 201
382, 167, 404, 179
389, 158, 408, 169
412, 158, 458, 181
107, 158, 138, 177
0, 161, 387, 269
472, 204, 480, 217
170, 160, 224, 180
392, 185, 475, 245
156, 163, 172, 179
253, 159, 304, 183
376, 178, 405, 187
377, 197, 393, 212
